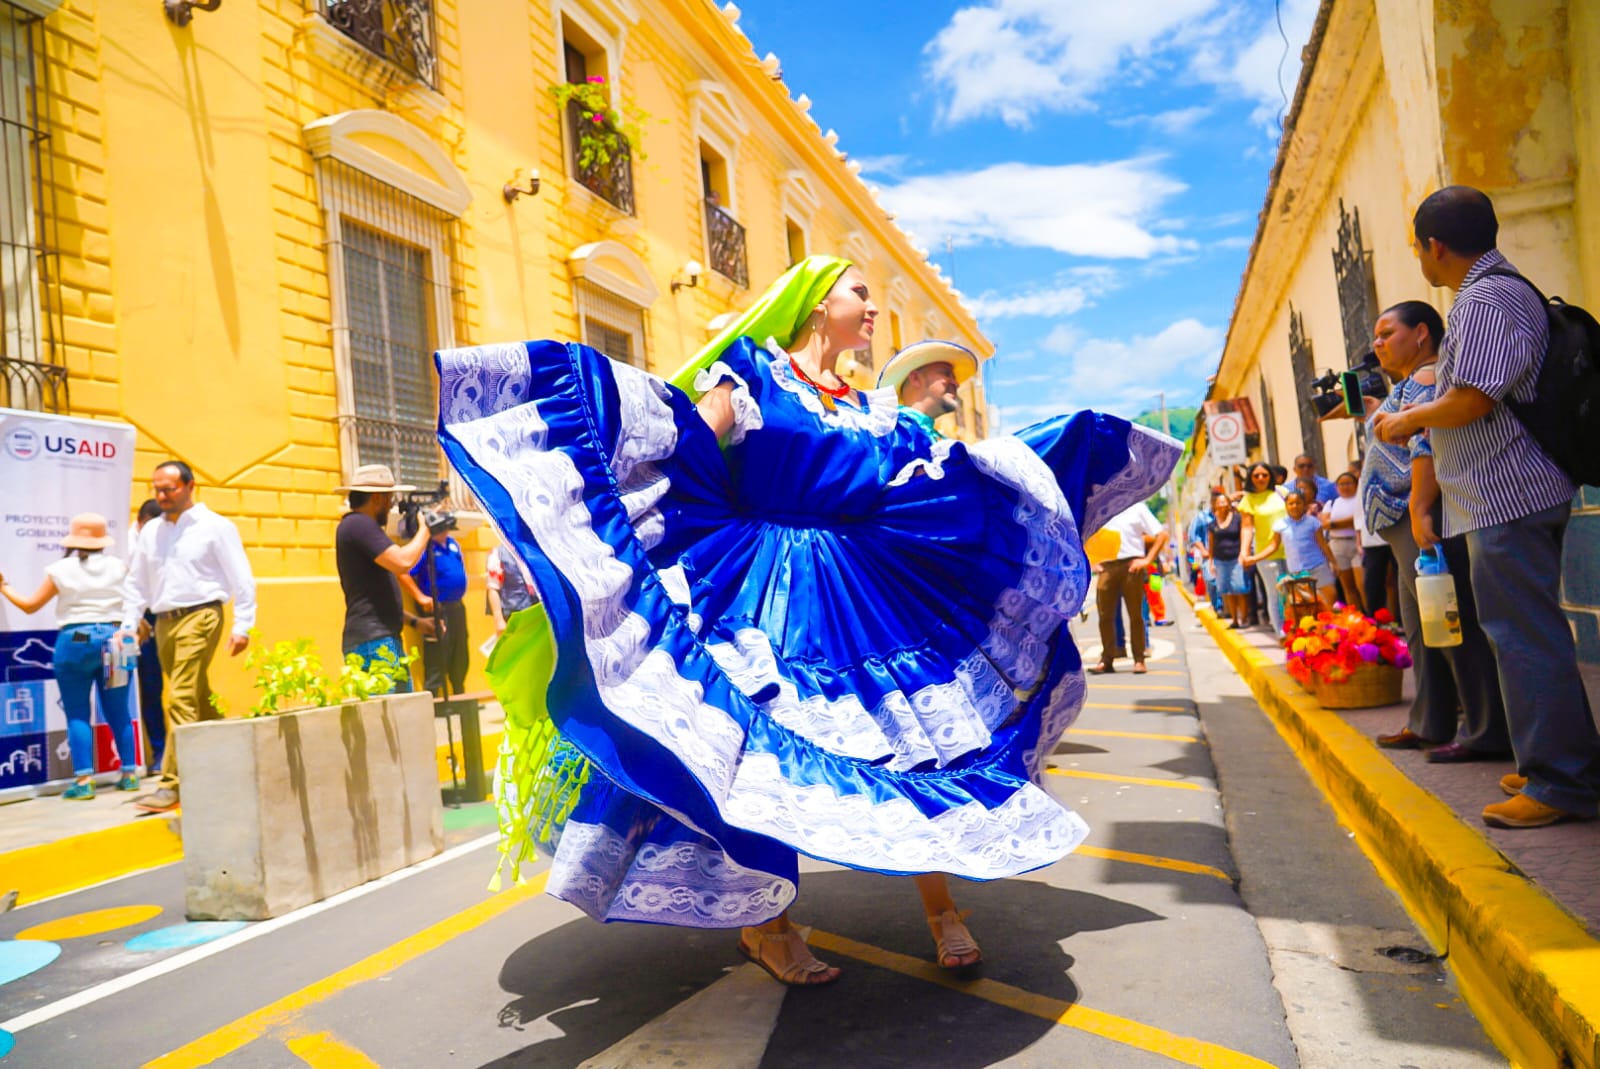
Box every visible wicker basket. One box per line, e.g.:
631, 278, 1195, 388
1312, 662, 1403, 709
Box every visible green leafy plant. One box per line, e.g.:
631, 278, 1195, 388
243, 631, 415, 716
334, 644, 415, 702
244, 636, 330, 717
547, 76, 649, 169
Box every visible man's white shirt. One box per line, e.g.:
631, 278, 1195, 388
120, 503, 257, 637
1102, 503, 1164, 562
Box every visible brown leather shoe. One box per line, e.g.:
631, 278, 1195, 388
1499, 773, 1529, 797
1375, 728, 1431, 749
1482, 794, 1586, 829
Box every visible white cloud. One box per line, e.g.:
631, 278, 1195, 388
878, 158, 1190, 258
996, 317, 1223, 425
852, 153, 910, 179
1112, 106, 1214, 136
967, 268, 1118, 319
926, 0, 1219, 127
925, 0, 1318, 134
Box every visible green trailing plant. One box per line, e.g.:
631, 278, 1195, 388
547, 76, 649, 169
243, 631, 415, 717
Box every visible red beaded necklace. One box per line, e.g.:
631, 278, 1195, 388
789, 354, 852, 399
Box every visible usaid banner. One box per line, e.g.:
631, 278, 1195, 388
0, 408, 139, 796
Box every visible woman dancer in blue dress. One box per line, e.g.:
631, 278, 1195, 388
437, 256, 1179, 986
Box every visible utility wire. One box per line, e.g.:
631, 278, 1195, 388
1274, 0, 1291, 135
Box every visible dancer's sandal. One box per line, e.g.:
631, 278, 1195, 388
738, 927, 841, 987
928, 909, 982, 970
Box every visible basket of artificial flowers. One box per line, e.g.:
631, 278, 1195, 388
1285, 606, 1412, 709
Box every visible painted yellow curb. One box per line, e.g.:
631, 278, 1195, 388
1194, 602, 1600, 1069
0, 730, 507, 908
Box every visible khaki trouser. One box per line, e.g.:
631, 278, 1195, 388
154, 604, 223, 791
1096, 558, 1147, 667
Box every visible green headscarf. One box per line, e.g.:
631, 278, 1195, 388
667, 254, 852, 398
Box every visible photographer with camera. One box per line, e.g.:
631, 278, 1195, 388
335, 465, 438, 688
1328, 301, 1508, 768
399, 512, 469, 698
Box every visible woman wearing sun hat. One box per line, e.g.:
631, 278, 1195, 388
0, 513, 142, 799
438, 255, 1180, 985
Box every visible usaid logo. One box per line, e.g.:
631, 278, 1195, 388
4, 427, 40, 461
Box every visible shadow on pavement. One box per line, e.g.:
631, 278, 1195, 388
481, 869, 1162, 1067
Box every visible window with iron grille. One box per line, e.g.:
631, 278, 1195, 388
1287, 304, 1325, 473
317, 158, 463, 490
0, 3, 64, 413
578, 279, 647, 370
315, 0, 437, 89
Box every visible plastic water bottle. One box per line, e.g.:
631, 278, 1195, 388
1415, 547, 1463, 648
103, 631, 139, 688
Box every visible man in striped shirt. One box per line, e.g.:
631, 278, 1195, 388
1374, 185, 1598, 829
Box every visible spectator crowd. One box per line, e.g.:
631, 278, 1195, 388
1183, 185, 1599, 831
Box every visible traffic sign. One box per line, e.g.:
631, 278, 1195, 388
1208, 411, 1247, 465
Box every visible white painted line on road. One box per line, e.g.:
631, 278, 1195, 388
0, 831, 500, 1035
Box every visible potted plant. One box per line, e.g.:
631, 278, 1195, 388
548, 75, 649, 171
1285, 606, 1412, 709
176, 637, 444, 920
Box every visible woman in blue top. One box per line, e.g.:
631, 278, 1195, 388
437, 256, 1179, 985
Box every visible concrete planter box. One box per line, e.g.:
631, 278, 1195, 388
177, 692, 444, 920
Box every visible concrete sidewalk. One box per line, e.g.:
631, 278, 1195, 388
1183, 590, 1600, 1069
0, 699, 507, 906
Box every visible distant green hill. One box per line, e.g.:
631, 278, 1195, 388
1133, 406, 1197, 443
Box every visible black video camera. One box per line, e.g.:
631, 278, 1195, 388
396, 481, 454, 538
1311, 352, 1389, 418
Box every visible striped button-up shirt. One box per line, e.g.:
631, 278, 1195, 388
1432, 250, 1574, 536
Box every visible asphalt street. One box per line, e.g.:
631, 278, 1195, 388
0, 596, 1505, 1067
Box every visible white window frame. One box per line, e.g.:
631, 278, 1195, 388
569, 239, 658, 371
305, 110, 470, 486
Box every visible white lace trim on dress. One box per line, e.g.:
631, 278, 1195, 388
763, 339, 900, 437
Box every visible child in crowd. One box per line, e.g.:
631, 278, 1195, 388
1261, 490, 1339, 608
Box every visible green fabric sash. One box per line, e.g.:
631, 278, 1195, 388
482, 604, 590, 891
666, 254, 852, 398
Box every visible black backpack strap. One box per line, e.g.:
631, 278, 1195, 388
1477, 264, 1549, 304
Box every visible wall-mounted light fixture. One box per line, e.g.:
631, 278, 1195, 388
671, 260, 704, 294
502, 168, 541, 203
164, 0, 223, 26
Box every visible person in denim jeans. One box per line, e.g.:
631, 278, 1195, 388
0, 514, 140, 799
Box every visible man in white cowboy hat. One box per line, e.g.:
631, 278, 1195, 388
335, 464, 437, 686
119, 460, 256, 813
876, 340, 980, 442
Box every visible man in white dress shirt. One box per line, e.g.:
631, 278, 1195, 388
1090, 502, 1167, 675
120, 460, 256, 812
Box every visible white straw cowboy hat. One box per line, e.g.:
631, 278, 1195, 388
336, 464, 416, 493
876, 340, 980, 393
61, 512, 115, 550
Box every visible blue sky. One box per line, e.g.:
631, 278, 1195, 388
737, 0, 1319, 429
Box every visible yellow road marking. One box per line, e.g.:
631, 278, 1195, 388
1083, 702, 1194, 713
808, 929, 1276, 1069
15, 904, 163, 941
1087, 683, 1190, 692
1046, 768, 1209, 791
1074, 846, 1232, 882
1069, 728, 1205, 744
141, 873, 550, 1069
286, 1031, 381, 1068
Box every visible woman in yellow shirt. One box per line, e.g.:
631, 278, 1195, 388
1238, 462, 1289, 634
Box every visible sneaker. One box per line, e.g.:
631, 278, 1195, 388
62, 782, 94, 800
117, 773, 140, 791
132, 787, 180, 813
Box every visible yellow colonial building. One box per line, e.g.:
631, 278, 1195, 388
1187, 0, 1599, 661
0, 0, 991, 700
